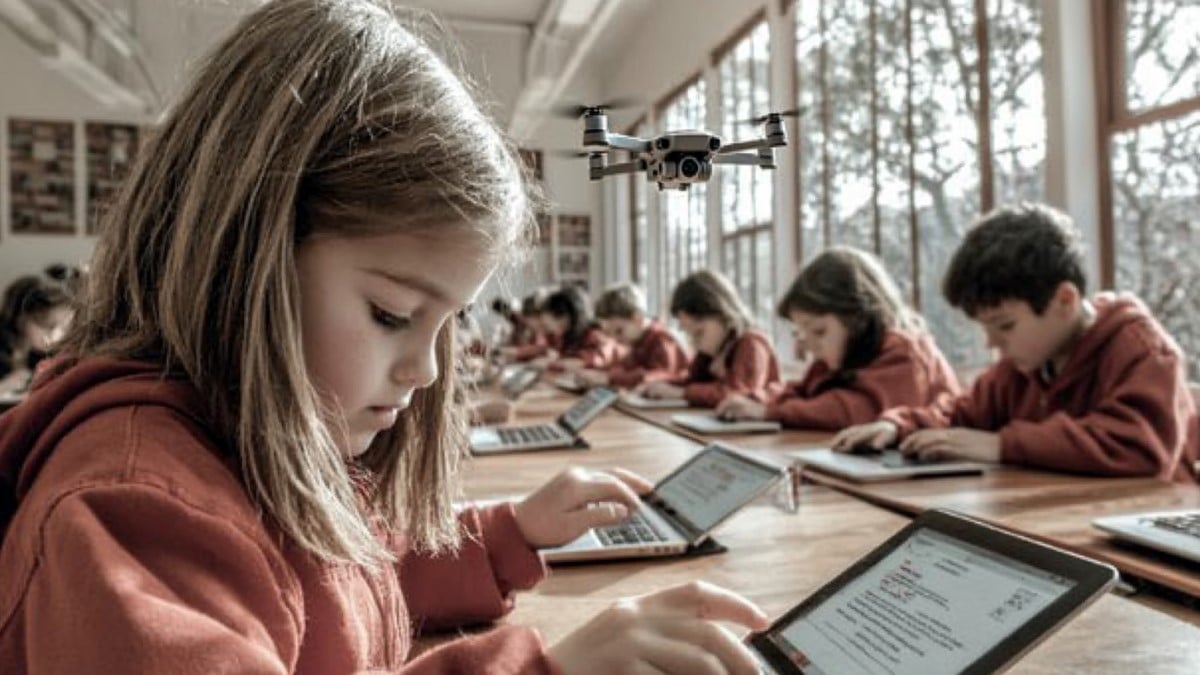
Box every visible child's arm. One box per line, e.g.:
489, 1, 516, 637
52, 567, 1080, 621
683, 336, 777, 408
608, 336, 687, 389
766, 386, 880, 430
1000, 349, 1193, 479
571, 331, 623, 370
882, 365, 1011, 439
399, 502, 546, 631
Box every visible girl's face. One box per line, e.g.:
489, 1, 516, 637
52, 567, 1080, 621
295, 229, 494, 456
21, 306, 73, 352
542, 313, 569, 338
789, 310, 849, 371
675, 312, 729, 356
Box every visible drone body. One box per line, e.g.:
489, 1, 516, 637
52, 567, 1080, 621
577, 106, 792, 190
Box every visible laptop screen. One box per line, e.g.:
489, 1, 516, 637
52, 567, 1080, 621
764, 526, 1077, 675
654, 446, 781, 534
559, 387, 616, 433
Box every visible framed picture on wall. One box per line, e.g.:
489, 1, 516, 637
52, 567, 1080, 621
9, 118, 76, 235
86, 122, 141, 235
557, 213, 591, 247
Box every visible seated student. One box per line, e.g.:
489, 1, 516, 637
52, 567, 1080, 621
834, 203, 1199, 483
641, 269, 782, 408
0, 3, 769, 672
543, 285, 624, 372
500, 288, 557, 363
0, 275, 73, 395
577, 283, 690, 389
715, 247, 961, 429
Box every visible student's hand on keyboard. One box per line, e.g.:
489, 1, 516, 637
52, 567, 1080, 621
641, 382, 685, 400
714, 394, 766, 421
549, 581, 769, 675
514, 467, 654, 548
831, 421, 899, 452
899, 427, 1001, 464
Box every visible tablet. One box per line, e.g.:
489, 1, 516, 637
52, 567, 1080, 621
748, 509, 1117, 675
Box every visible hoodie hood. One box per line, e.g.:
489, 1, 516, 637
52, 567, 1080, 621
0, 357, 208, 542
1054, 292, 1174, 389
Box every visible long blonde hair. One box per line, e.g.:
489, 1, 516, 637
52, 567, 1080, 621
56, 0, 537, 564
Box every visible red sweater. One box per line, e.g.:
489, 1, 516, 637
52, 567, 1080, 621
608, 321, 691, 388
766, 330, 961, 430
883, 293, 1199, 483
679, 329, 782, 408
0, 358, 559, 673
555, 326, 624, 371
511, 332, 555, 362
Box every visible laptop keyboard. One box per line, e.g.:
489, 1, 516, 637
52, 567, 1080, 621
1147, 513, 1200, 539
596, 510, 669, 546
497, 424, 563, 446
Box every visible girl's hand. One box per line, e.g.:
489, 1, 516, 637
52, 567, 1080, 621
900, 428, 1002, 464
576, 369, 610, 387
831, 421, 898, 452
643, 382, 685, 400
513, 467, 654, 548
470, 399, 514, 426
550, 581, 770, 675
714, 394, 765, 421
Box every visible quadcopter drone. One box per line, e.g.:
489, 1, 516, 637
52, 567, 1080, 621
566, 104, 801, 191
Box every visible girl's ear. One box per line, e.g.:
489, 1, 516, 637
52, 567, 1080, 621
1053, 281, 1080, 317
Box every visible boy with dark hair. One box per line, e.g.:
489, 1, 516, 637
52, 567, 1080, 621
578, 283, 690, 388
834, 203, 1199, 483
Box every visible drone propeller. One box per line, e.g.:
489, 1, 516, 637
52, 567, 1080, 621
551, 96, 644, 119
733, 107, 807, 126
548, 149, 602, 159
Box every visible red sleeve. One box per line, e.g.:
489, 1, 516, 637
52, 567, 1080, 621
608, 332, 687, 388
400, 503, 546, 632
999, 347, 1195, 480
12, 486, 303, 674
882, 363, 1013, 438
766, 384, 880, 430
572, 330, 622, 370
684, 335, 780, 408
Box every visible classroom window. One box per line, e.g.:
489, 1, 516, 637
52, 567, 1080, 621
1098, 0, 1200, 379
718, 20, 775, 329
658, 78, 708, 311
628, 120, 650, 296
794, 0, 1046, 370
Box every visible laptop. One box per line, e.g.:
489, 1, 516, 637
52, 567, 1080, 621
469, 386, 618, 455
748, 509, 1118, 675
671, 411, 782, 434
1092, 509, 1200, 564
542, 443, 784, 563
618, 392, 689, 409
498, 364, 541, 399
791, 447, 987, 483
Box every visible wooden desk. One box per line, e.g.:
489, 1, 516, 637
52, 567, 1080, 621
460, 392, 1200, 672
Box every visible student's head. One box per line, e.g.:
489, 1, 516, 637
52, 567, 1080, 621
943, 203, 1088, 372
669, 270, 752, 356
0, 276, 73, 353
776, 247, 919, 372
490, 296, 518, 321
543, 285, 593, 344
59, 0, 536, 563
594, 283, 649, 345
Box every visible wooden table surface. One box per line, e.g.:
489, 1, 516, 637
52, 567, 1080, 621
458, 385, 1200, 672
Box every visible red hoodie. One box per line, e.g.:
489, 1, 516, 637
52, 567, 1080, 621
766, 330, 961, 430
607, 320, 691, 388
678, 329, 783, 409
0, 358, 559, 673
883, 293, 1200, 483
551, 326, 624, 371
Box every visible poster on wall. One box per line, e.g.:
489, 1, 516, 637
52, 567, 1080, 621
557, 213, 591, 247
9, 118, 76, 235
86, 122, 140, 235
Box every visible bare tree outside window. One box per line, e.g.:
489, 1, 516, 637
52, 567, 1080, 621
658, 79, 708, 310
794, 0, 1045, 371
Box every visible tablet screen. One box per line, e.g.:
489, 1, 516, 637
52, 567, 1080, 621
655, 447, 779, 533
765, 527, 1076, 675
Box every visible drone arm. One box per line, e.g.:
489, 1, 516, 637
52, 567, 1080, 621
591, 160, 643, 178
711, 152, 774, 167
718, 138, 773, 153
603, 133, 652, 153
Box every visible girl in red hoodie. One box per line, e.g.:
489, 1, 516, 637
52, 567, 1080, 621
715, 247, 961, 429
541, 285, 624, 373
640, 270, 782, 408
0, 2, 770, 673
